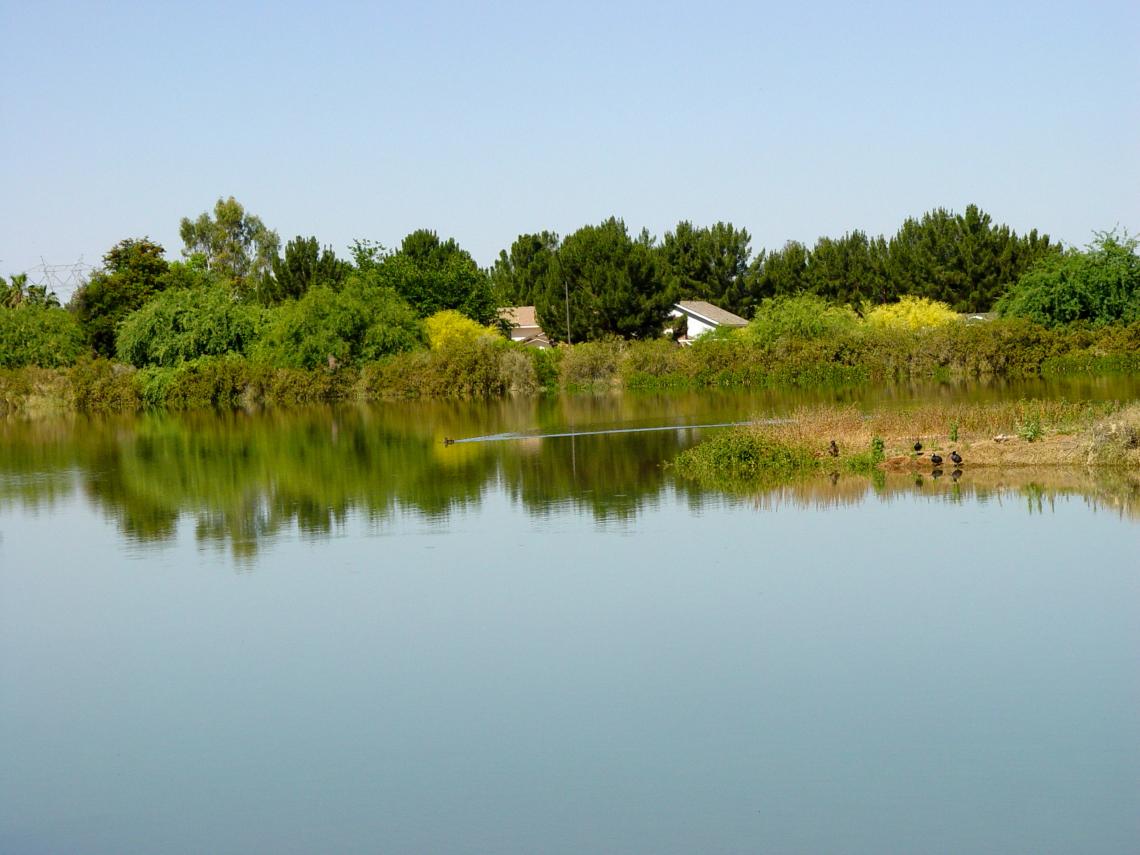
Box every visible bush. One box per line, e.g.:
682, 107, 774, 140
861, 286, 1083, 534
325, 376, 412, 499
69, 358, 142, 412
997, 230, 1140, 326
424, 309, 498, 350
864, 296, 959, 330
254, 276, 424, 369
558, 340, 625, 388
671, 429, 819, 487
359, 337, 511, 398
117, 285, 265, 367
742, 294, 859, 344
0, 306, 88, 368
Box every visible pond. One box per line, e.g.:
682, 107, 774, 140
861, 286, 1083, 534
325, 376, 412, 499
2, 378, 1138, 854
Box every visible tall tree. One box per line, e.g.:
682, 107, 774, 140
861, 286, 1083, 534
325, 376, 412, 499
886, 204, 1058, 311
376, 229, 496, 324
490, 231, 559, 307
803, 231, 891, 305
70, 238, 170, 357
179, 196, 280, 299
746, 240, 810, 303
269, 236, 350, 302
535, 217, 673, 343
659, 221, 752, 316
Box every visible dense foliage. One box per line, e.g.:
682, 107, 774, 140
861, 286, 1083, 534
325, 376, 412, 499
253, 274, 424, 369
376, 229, 497, 324
70, 238, 171, 357
997, 231, 1140, 326
179, 196, 280, 300
0, 304, 87, 368
0, 197, 1134, 413
116, 284, 265, 367
535, 218, 674, 342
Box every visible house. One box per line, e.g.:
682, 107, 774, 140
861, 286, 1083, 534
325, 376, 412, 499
669, 300, 748, 343
498, 306, 551, 348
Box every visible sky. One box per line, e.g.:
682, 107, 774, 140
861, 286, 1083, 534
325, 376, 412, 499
2, 0, 1138, 298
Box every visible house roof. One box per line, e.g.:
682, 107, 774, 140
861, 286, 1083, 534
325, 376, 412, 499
674, 300, 747, 327
498, 305, 540, 328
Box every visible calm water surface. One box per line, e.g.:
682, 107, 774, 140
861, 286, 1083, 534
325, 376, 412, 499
2, 380, 1138, 854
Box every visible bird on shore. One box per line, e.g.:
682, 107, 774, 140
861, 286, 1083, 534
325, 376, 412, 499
828, 440, 839, 457
930, 452, 943, 466
950, 450, 962, 465
913, 440, 923, 454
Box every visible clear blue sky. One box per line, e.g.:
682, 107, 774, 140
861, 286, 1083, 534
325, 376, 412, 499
2, 0, 1137, 293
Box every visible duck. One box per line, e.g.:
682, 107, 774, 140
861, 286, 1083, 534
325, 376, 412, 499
443, 437, 455, 446
930, 452, 943, 466
828, 440, 839, 457
913, 440, 923, 454
950, 450, 962, 465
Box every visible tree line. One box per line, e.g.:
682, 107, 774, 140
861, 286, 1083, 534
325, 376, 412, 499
1, 197, 1136, 373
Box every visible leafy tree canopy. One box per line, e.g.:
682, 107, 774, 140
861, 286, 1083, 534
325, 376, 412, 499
996, 230, 1140, 326
659, 221, 752, 316
490, 231, 559, 308
269, 236, 350, 303
70, 238, 171, 357
1, 273, 62, 309
376, 230, 496, 324
179, 196, 280, 300
536, 217, 674, 343
254, 273, 425, 369
741, 294, 859, 345
116, 284, 266, 368
0, 303, 86, 367
864, 295, 959, 330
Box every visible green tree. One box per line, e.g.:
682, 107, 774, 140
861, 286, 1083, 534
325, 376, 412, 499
659, 221, 752, 316
803, 231, 891, 306
269, 236, 350, 302
746, 240, 810, 302
536, 217, 673, 343
254, 272, 424, 369
490, 231, 559, 307
1, 273, 61, 309
376, 230, 496, 324
179, 196, 280, 299
116, 284, 266, 367
996, 230, 1140, 326
70, 238, 171, 357
886, 204, 1057, 311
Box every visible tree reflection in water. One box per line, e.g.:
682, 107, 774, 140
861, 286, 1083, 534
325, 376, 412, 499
1, 391, 1138, 558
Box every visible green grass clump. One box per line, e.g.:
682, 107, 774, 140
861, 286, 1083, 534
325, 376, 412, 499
671, 429, 819, 488
842, 436, 886, 474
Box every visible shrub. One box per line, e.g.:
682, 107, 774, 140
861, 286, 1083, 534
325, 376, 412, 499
117, 285, 265, 367
0, 306, 88, 368
997, 230, 1140, 326
254, 276, 424, 369
742, 294, 859, 345
68, 358, 142, 412
864, 296, 959, 330
558, 340, 625, 388
424, 309, 498, 350
671, 429, 818, 487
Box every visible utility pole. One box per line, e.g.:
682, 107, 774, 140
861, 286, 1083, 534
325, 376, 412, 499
563, 274, 572, 345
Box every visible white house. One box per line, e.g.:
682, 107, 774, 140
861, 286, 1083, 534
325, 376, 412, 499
498, 306, 551, 348
669, 300, 748, 343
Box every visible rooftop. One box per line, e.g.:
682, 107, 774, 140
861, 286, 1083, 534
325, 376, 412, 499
675, 300, 748, 327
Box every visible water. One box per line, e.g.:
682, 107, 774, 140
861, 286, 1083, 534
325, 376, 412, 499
1, 381, 1138, 854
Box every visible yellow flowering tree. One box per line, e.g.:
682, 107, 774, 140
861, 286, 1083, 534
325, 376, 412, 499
864, 296, 959, 330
